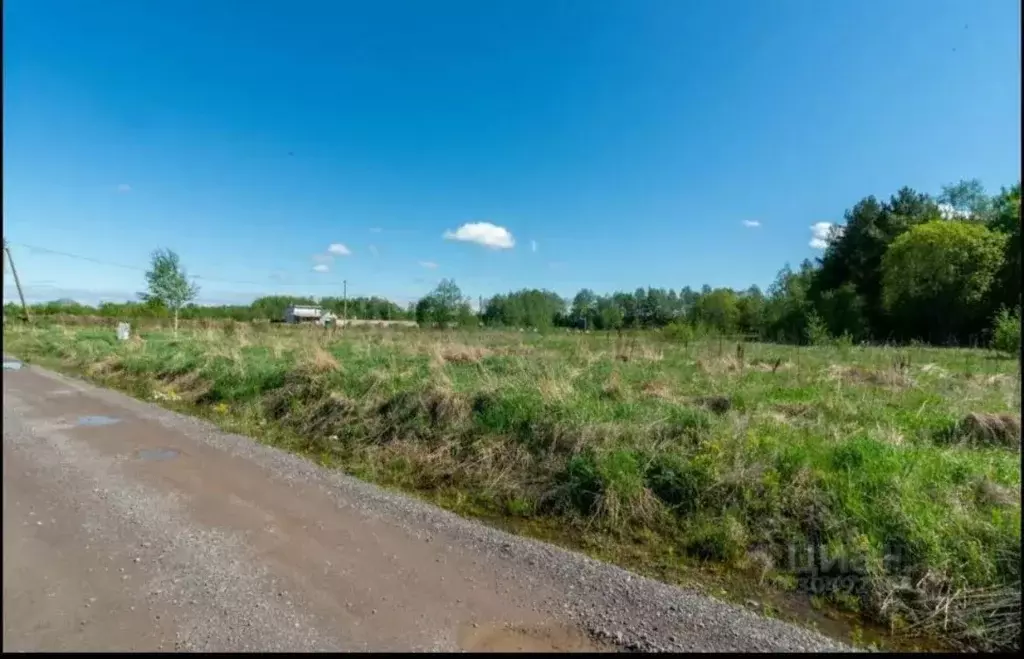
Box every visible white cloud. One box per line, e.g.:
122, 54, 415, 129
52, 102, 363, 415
327, 243, 351, 256
368, 245, 379, 257
419, 261, 438, 269
809, 222, 842, 249
369, 227, 383, 233
116, 183, 132, 193
531, 239, 538, 253
312, 264, 329, 273
742, 220, 761, 228
937, 203, 973, 220
443, 222, 515, 250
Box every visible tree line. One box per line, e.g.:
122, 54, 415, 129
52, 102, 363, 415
421, 179, 1021, 346
8, 293, 413, 324
6, 178, 1020, 346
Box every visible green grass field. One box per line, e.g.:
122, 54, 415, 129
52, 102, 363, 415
4, 320, 1020, 651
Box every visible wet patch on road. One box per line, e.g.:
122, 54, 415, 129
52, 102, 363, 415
76, 415, 122, 427
136, 448, 180, 462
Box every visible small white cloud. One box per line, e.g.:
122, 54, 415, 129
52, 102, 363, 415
443, 221, 515, 250
809, 222, 843, 249
368, 245, 379, 257
742, 220, 761, 228
116, 183, 132, 193
937, 203, 973, 220
419, 261, 438, 269
369, 227, 383, 233
531, 239, 538, 253
312, 264, 330, 273
327, 243, 351, 256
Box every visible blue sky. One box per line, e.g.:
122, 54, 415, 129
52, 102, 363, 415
3, 0, 1020, 306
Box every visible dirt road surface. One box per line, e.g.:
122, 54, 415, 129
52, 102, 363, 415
2, 358, 850, 652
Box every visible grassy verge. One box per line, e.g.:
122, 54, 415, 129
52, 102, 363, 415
5, 321, 1020, 651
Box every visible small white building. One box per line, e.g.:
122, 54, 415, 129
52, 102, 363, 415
284, 305, 323, 324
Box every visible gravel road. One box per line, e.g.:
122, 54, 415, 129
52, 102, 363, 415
2, 358, 851, 652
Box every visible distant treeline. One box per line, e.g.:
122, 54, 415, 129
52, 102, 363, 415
422, 180, 1021, 345
6, 295, 413, 323
6, 179, 1020, 346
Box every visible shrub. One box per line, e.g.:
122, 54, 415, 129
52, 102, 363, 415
662, 321, 694, 345
991, 307, 1021, 357
804, 310, 831, 346
645, 452, 711, 516
564, 451, 602, 515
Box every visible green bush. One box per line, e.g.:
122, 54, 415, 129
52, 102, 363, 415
662, 321, 694, 345
645, 452, 711, 515
804, 310, 831, 346
991, 307, 1021, 356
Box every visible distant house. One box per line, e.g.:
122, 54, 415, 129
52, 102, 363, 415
284, 305, 323, 324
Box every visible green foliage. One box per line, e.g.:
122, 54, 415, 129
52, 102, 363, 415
484, 289, 566, 328
416, 279, 474, 327
882, 221, 1007, 341
991, 308, 1021, 356
645, 452, 711, 515
662, 321, 694, 344
939, 178, 992, 219
685, 513, 749, 563
804, 310, 831, 346
986, 184, 1022, 313
141, 249, 199, 332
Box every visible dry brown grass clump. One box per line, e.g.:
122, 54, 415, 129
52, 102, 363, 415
165, 371, 212, 403
697, 355, 743, 375
875, 572, 1022, 652
86, 355, 122, 376
538, 375, 575, 402
432, 343, 493, 365
635, 344, 664, 362
600, 371, 627, 401
974, 477, 1021, 508
919, 363, 950, 378
300, 346, 341, 373
946, 413, 1022, 450
827, 364, 913, 389
772, 402, 817, 420
640, 379, 675, 401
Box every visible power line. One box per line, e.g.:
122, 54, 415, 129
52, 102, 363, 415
8, 242, 355, 288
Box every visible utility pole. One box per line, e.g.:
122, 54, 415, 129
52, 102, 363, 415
3, 240, 30, 322
342, 280, 348, 328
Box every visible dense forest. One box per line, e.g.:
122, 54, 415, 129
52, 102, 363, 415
7, 179, 1021, 346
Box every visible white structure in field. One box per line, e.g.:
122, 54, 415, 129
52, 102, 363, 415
284, 305, 324, 324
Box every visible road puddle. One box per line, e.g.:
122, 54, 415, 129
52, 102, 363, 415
136, 448, 180, 462
76, 415, 122, 427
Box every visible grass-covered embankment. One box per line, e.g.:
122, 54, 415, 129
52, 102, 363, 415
4, 321, 1020, 650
